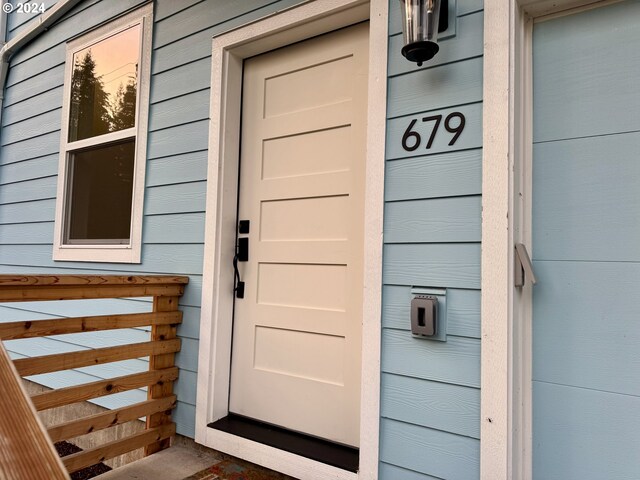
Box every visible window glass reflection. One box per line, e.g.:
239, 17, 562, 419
68, 25, 140, 142
66, 140, 135, 242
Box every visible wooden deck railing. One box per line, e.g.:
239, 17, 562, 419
0, 275, 189, 478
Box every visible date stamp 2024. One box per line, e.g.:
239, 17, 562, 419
3, 2, 46, 14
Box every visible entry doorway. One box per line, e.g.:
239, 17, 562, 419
229, 23, 369, 448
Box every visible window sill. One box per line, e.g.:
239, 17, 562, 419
53, 245, 141, 264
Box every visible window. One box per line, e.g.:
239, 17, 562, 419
54, 5, 152, 263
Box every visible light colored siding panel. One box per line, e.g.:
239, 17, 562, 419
533, 1, 640, 143
0, 131, 59, 165
385, 148, 482, 201
174, 370, 197, 405
457, 0, 483, 16
532, 260, 640, 397
388, 12, 483, 76
175, 338, 198, 373
533, 381, 640, 480
0, 222, 53, 244
3, 65, 64, 107
0, 244, 204, 275
0, 176, 57, 205
382, 286, 480, 338
0, 155, 58, 184
533, 133, 640, 262
2, 88, 62, 126
5, 46, 64, 88
380, 419, 480, 480
0, 199, 56, 224
382, 330, 480, 387
153, 0, 276, 49
384, 196, 481, 243
379, 463, 441, 480
387, 57, 482, 118
148, 90, 210, 132
446, 288, 481, 338
145, 151, 208, 187
150, 58, 211, 104
145, 182, 207, 215
152, 0, 304, 74
175, 306, 201, 340
173, 402, 196, 438
1, 109, 60, 146
153, 30, 212, 74
147, 120, 209, 159
381, 373, 480, 438
143, 213, 205, 244
385, 103, 482, 160
383, 243, 480, 289
154, 0, 203, 22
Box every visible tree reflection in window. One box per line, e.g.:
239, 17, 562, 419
68, 25, 139, 142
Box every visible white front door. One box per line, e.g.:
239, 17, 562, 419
229, 23, 369, 448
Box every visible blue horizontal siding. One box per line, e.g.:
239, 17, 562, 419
379, 0, 483, 477
384, 196, 481, 243
380, 418, 480, 480
0, 155, 59, 184
385, 148, 482, 201
533, 381, 640, 480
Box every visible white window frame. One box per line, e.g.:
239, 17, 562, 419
481, 0, 613, 478
53, 4, 152, 263
196, 1, 388, 479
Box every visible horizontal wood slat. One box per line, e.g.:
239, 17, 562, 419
14, 339, 182, 376
0, 284, 185, 302
0, 311, 182, 340
0, 275, 189, 286
31, 367, 179, 411
62, 423, 176, 474
0, 341, 69, 479
48, 395, 177, 443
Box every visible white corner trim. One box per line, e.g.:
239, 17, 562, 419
196, 0, 387, 478
480, 0, 515, 477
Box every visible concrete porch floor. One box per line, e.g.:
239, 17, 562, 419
97, 445, 296, 480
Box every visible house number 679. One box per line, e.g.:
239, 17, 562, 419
401, 112, 466, 152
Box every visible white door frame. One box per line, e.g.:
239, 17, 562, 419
481, 0, 620, 479
195, 1, 388, 479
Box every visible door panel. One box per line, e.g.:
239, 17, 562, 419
229, 23, 369, 448
532, 2, 640, 478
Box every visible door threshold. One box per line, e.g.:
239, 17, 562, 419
208, 414, 359, 473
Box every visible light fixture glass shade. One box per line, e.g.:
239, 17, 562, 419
399, 0, 441, 65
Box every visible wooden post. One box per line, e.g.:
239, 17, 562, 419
145, 295, 180, 455
0, 341, 69, 479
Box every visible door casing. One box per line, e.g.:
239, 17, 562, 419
196, 1, 388, 479
481, 0, 623, 479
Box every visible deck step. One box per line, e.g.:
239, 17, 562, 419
97, 445, 220, 480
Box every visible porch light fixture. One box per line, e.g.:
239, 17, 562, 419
399, 0, 448, 66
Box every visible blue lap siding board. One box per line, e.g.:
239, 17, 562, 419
0, 0, 484, 477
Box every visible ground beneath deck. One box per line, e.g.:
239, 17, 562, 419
97, 445, 295, 480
